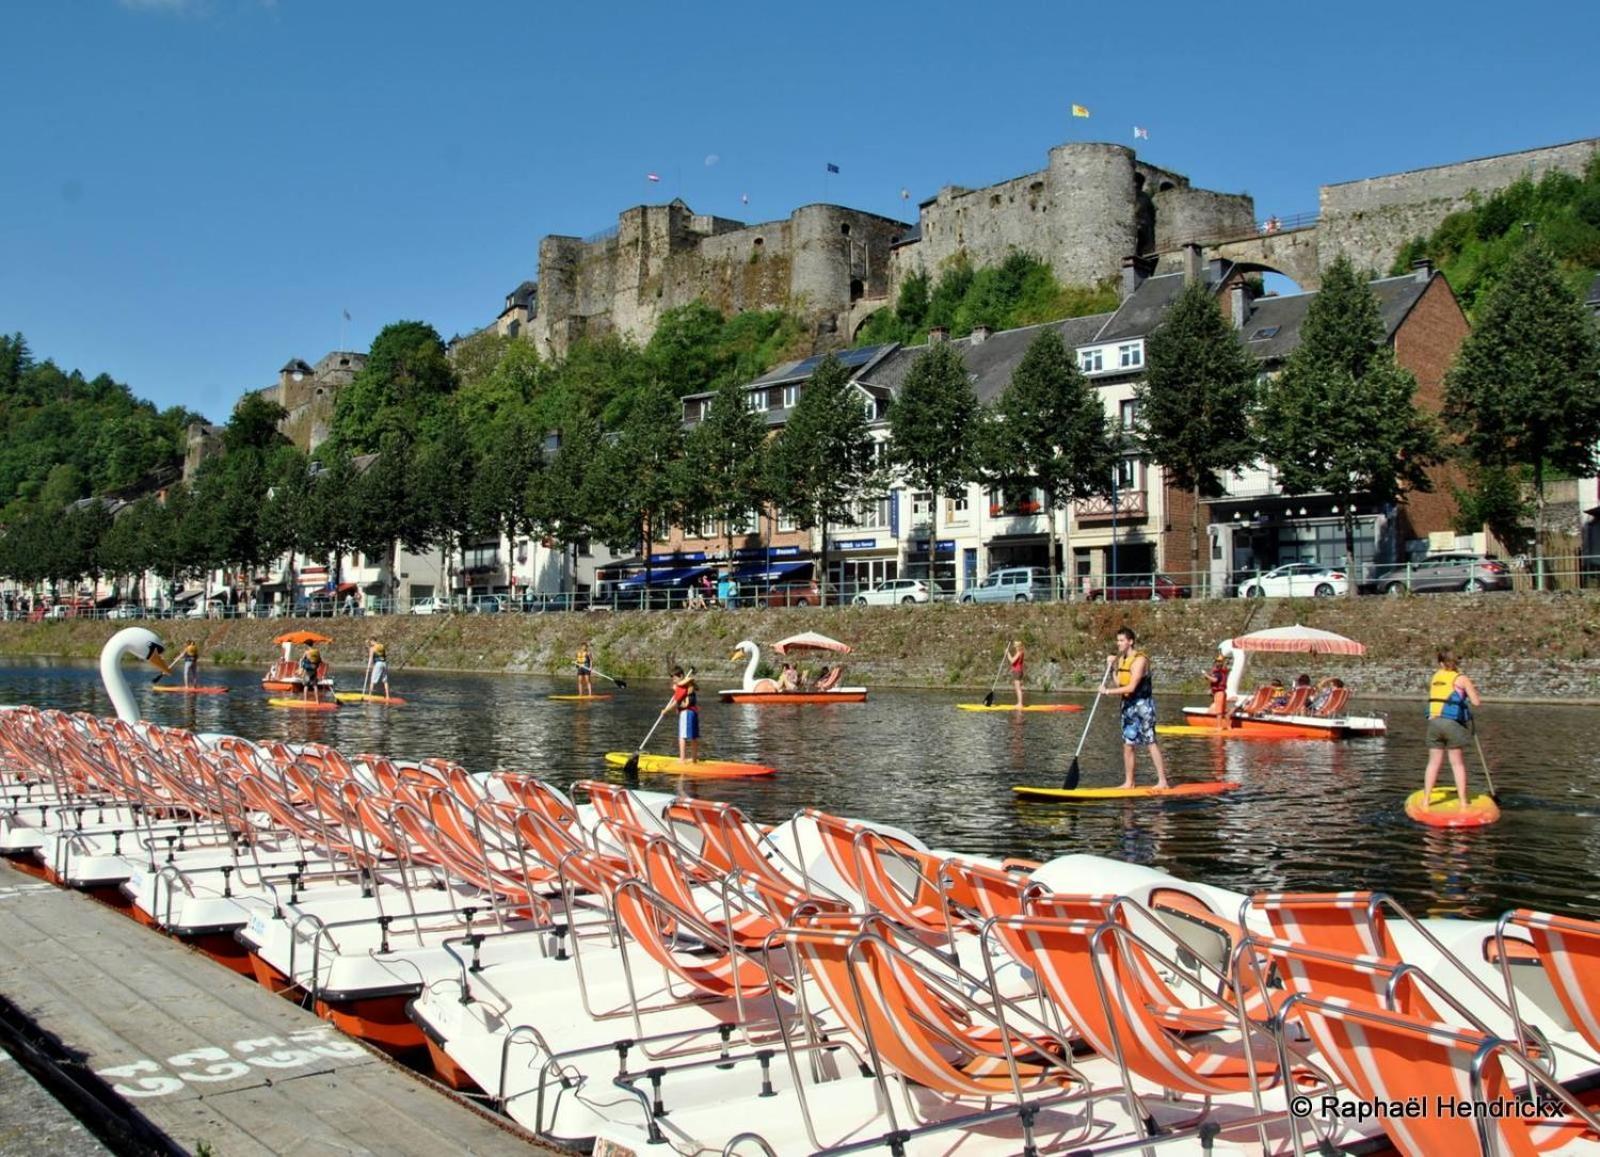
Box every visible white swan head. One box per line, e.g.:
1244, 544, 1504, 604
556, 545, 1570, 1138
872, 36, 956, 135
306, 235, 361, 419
731, 640, 760, 692
100, 627, 172, 723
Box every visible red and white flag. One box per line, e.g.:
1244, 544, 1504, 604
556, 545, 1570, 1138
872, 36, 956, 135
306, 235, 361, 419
1133, 126, 1149, 140
646, 173, 660, 183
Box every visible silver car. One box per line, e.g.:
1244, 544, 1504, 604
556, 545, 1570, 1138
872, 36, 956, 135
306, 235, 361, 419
960, 566, 1053, 603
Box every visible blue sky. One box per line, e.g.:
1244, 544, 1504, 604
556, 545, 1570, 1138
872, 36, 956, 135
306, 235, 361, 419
3, 0, 1595, 420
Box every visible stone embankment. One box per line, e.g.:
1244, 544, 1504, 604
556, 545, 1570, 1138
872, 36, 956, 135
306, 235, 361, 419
3, 591, 1599, 701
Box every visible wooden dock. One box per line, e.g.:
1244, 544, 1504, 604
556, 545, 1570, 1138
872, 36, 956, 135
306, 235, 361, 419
0, 861, 557, 1155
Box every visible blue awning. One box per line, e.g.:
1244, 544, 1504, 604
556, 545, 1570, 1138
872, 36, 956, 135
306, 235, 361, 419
731, 559, 813, 583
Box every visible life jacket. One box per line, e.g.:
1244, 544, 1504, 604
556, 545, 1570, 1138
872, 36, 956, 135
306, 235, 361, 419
182, 643, 198, 660
672, 682, 698, 712
1116, 650, 1153, 701
303, 648, 321, 667
1428, 668, 1472, 724
371, 644, 386, 660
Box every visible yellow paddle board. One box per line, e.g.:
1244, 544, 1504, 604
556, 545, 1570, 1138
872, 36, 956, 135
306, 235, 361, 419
956, 703, 1084, 713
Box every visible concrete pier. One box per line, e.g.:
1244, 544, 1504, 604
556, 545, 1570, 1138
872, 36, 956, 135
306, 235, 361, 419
0, 861, 556, 1155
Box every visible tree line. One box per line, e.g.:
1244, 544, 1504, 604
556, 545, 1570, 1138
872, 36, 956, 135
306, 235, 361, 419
2, 239, 1595, 605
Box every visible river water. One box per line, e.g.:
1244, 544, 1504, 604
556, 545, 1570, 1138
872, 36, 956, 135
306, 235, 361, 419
6, 660, 1597, 921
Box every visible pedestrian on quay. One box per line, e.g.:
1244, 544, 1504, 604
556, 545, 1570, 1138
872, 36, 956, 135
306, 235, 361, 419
1100, 626, 1170, 790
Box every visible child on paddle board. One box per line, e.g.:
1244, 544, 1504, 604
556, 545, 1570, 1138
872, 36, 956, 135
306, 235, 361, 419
660, 666, 700, 763
366, 638, 389, 700
575, 642, 594, 697
1006, 639, 1026, 708
180, 640, 199, 689
1100, 627, 1170, 790
1421, 649, 1482, 810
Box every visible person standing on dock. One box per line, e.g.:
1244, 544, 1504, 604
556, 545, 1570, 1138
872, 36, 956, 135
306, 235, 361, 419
1421, 648, 1482, 810
1101, 626, 1170, 790
1005, 639, 1026, 708
180, 640, 200, 689
660, 666, 700, 763
575, 641, 595, 697
366, 638, 390, 701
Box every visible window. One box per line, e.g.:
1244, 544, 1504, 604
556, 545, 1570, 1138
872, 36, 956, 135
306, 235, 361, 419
1078, 348, 1103, 373
989, 488, 1043, 517
1119, 399, 1140, 430
783, 384, 800, 409
911, 491, 933, 521
853, 494, 892, 527
863, 397, 877, 422
683, 514, 710, 539
1114, 457, 1140, 491
725, 508, 758, 536
870, 440, 891, 466
946, 493, 969, 521
1249, 326, 1281, 341
576, 537, 592, 557
1117, 342, 1143, 369
777, 509, 797, 533
746, 390, 769, 413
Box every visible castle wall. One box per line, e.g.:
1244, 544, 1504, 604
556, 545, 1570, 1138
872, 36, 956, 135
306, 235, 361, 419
1319, 138, 1600, 275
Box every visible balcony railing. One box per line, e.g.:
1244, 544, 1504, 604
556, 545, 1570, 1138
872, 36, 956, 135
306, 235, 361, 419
1073, 491, 1147, 522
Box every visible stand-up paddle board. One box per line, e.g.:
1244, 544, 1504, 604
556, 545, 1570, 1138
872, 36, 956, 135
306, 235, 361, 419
267, 697, 340, 712
549, 694, 613, 701
334, 692, 407, 705
957, 703, 1083, 713
152, 685, 229, 695
1405, 788, 1500, 828
603, 752, 775, 780
1013, 781, 1240, 802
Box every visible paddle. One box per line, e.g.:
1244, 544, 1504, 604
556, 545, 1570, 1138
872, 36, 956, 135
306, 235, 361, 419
1471, 725, 1501, 806
363, 655, 373, 697
576, 662, 627, 690
621, 709, 669, 779
1062, 658, 1115, 790
981, 652, 1008, 708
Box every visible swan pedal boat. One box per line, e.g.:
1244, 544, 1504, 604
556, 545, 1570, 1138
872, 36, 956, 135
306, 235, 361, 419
1176, 633, 1387, 739
0, 628, 1597, 1154
720, 638, 867, 703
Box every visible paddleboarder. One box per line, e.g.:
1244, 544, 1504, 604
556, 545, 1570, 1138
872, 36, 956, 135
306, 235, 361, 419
659, 666, 700, 763
300, 643, 325, 704
366, 637, 390, 701
1005, 639, 1026, 708
1421, 648, 1482, 811
1100, 626, 1170, 790
1206, 652, 1230, 715
575, 641, 595, 697
180, 640, 200, 689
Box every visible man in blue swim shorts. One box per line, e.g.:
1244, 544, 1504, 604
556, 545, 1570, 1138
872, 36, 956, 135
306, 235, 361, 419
1100, 626, 1170, 790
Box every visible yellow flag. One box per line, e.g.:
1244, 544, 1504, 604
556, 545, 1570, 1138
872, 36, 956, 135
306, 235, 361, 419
1071, 104, 1091, 118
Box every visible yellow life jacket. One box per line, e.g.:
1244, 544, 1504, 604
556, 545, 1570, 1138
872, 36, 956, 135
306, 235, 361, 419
1428, 668, 1471, 723
371, 644, 386, 660
1116, 650, 1152, 700
182, 643, 198, 659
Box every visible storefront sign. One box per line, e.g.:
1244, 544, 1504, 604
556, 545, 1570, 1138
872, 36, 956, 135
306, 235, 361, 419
835, 538, 877, 550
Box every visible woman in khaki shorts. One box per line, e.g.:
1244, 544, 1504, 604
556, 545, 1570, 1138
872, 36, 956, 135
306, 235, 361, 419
1421, 648, 1482, 810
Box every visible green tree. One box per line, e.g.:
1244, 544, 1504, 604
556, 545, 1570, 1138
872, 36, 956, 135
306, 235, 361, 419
1444, 240, 1600, 585
1451, 464, 1534, 556
591, 383, 686, 591
683, 376, 770, 560
328, 321, 456, 452
412, 417, 479, 599
348, 434, 422, 609
1135, 282, 1260, 589
768, 355, 877, 604
982, 330, 1116, 593
529, 417, 604, 592
891, 342, 979, 586
1258, 258, 1441, 590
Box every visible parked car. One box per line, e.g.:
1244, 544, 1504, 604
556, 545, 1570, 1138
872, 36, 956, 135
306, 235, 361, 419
854, 578, 934, 606
761, 581, 822, 608
1371, 553, 1511, 595
1084, 573, 1192, 601
106, 603, 144, 620
960, 566, 1054, 604
408, 595, 451, 615
469, 595, 505, 614
1236, 563, 1349, 598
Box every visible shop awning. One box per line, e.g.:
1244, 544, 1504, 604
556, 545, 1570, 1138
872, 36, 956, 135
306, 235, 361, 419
731, 559, 813, 582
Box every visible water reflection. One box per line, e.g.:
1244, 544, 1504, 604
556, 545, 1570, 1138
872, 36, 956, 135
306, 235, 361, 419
2, 660, 1596, 919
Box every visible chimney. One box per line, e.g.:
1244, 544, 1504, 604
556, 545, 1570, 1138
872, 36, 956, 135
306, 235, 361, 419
1120, 255, 1151, 300
970, 324, 991, 345
1411, 258, 1434, 283
1182, 242, 1203, 285
929, 326, 949, 346
1230, 283, 1249, 330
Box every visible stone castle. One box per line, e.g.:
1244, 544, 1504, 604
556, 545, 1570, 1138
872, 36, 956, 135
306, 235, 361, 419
233, 134, 1598, 454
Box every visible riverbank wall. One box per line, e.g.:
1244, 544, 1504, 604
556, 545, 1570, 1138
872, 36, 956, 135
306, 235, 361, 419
2, 592, 1598, 701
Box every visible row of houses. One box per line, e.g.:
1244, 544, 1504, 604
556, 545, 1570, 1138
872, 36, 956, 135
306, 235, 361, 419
649, 246, 1474, 598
